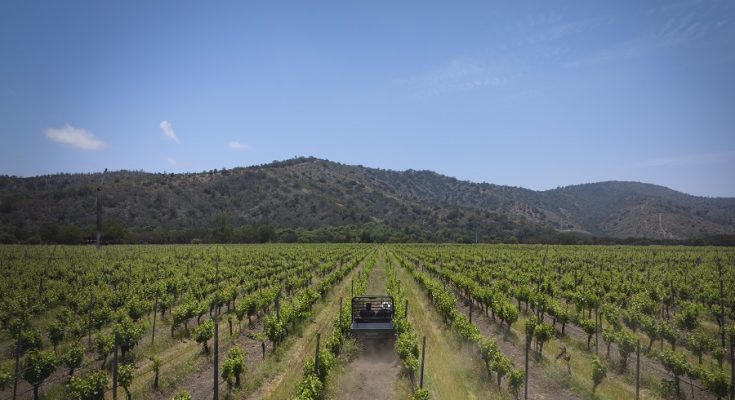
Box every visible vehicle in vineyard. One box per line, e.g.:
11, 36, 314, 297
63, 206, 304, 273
350, 295, 396, 340
2, 244, 734, 399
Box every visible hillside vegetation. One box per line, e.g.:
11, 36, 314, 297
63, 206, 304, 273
1, 157, 733, 244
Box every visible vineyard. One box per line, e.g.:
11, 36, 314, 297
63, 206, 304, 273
0, 244, 734, 400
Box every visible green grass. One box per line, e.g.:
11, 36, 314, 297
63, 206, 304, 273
391, 253, 503, 400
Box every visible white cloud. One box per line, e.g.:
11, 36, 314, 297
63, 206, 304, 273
166, 157, 177, 166
228, 141, 248, 150
159, 120, 179, 143
43, 124, 107, 150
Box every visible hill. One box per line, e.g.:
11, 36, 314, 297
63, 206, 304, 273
1, 157, 733, 244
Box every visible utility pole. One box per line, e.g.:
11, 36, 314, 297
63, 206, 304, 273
95, 168, 108, 251
524, 334, 530, 400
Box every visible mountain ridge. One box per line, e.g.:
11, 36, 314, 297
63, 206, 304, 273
1, 157, 733, 243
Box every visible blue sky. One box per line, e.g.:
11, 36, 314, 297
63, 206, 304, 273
1, 1, 734, 197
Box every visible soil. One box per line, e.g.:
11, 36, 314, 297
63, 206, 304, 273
160, 319, 267, 400
330, 253, 407, 400
331, 338, 403, 400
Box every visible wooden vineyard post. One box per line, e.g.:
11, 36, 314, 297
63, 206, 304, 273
718, 259, 726, 348
12, 326, 20, 400
420, 336, 427, 389
112, 333, 119, 400
469, 300, 472, 324
730, 333, 734, 400
524, 334, 530, 400
636, 339, 640, 400
595, 307, 599, 356
87, 294, 94, 350
351, 279, 354, 296
404, 299, 408, 319
151, 297, 157, 345
261, 341, 266, 360
214, 315, 219, 400
315, 333, 321, 376
152, 263, 160, 345
339, 297, 343, 327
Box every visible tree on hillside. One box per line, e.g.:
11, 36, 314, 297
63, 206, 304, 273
211, 212, 232, 243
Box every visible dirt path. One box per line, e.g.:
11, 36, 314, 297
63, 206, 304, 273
330, 251, 407, 400
332, 339, 404, 400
